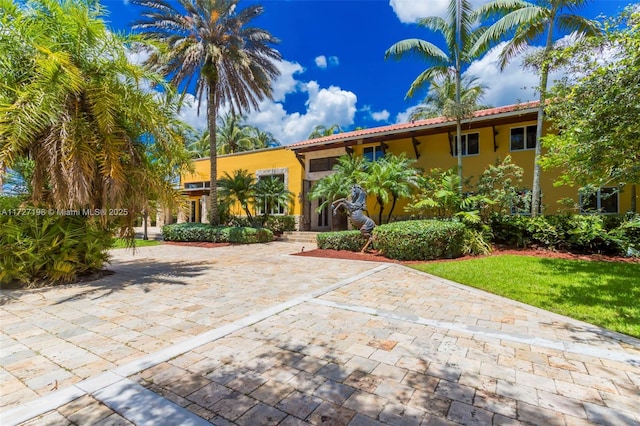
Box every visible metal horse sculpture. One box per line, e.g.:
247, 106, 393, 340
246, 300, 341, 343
332, 185, 376, 252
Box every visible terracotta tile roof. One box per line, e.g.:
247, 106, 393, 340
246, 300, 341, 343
288, 101, 539, 149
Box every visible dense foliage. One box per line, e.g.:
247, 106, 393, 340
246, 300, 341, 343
0, 0, 191, 235
542, 9, 640, 187
0, 198, 113, 287
374, 220, 466, 260
491, 214, 640, 256
317, 231, 369, 252
162, 222, 273, 244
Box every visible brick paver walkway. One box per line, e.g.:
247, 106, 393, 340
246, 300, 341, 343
1, 242, 639, 425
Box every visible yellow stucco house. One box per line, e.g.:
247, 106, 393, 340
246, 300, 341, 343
173, 101, 636, 231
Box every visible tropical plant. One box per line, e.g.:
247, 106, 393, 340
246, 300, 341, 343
385, 0, 486, 194
0, 0, 191, 236
406, 168, 488, 224
218, 169, 256, 224
187, 129, 211, 159
308, 154, 368, 215
382, 153, 421, 222
475, 156, 526, 220
248, 127, 280, 150
473, 0, 601, 216
540, 8, 640, 212
253, 175, 294, 225
216, 113, 254, 154
410, 74, 489, 121
364, 159, 392, 225
308, 124, 342, 139
133, 0, 282, 225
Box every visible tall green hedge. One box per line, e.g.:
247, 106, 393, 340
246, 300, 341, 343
162, 222, 273, 244
0, 205, 113, 287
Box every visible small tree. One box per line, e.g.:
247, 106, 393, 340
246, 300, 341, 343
218, 169, 256, 224
254, 176, 294, 226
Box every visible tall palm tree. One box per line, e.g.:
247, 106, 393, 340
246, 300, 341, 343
0, 0, 191, 235
410, 74, 489, 121
132, 0, 281, 225
385, 0, 483, 195
216, 113, 253, 154
218, 169, 255, 223
308, 124, 342, 139
472, 0, 600, 216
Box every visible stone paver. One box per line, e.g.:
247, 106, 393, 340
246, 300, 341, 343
1, 242, 639, 426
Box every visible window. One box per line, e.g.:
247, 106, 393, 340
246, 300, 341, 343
453, 133, 479, 156
255, 174, 287, 216
510, 125, 537, 151
363, 146, 384, 162
580, 187, 618, 214
309, 157, 339, 172
511, 190, 534, 215
184, 181, 210, 190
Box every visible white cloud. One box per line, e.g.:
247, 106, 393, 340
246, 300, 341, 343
245, 81, 357, 145
389, 0, 486, 23
141, 56, 357, 145
315, 55, 327, 69
394, 104, 421, 124
272, 60, 304, 102
315, 55, 340, 69
465, 42, 565, 107
371, 109, 390, 121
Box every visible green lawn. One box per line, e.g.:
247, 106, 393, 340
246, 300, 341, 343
411, 255, 640, 338
112, 238, 161, 249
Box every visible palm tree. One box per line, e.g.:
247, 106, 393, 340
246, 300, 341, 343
383, 154, 421, 222
308, 124, 342, 139
0, 0, 191, 234
364, 159, 394, 225
132, 0, 281, 225
216, 113, 253, 154
410, 74, 489, 121
218, 169, 255, 223
385, 0, 483, 195
254, 175, 294, 225
472, 0, 601, 216
248, 127, 280, 150
187, 130, 211, 159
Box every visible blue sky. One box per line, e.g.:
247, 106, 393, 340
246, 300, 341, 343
103, 0, 634, 145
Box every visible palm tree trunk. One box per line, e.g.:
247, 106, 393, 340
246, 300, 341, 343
377, 197, 384, 225
207, 80, 219, 225
531, 19, 555, 217
387, 195, 398, 223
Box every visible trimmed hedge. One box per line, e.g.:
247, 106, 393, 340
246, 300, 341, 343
374, 220, 466, 260
317, 230, 368, 251
317, 220, 467, 261
162, 222, 273, 244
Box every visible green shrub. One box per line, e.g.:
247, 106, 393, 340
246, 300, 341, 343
374, 220, 466, 260
162, 222, 273, 244
263, 215, 296, 233
0, 213, 113, 287
317, 230, 368, 251
490, 214, 635, 256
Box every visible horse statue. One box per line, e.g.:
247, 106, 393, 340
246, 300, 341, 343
332, 184, 376, 252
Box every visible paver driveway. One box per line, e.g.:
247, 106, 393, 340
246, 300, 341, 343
1, 242, 639, 425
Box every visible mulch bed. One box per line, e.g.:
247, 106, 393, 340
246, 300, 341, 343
293, 246, 640, 264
